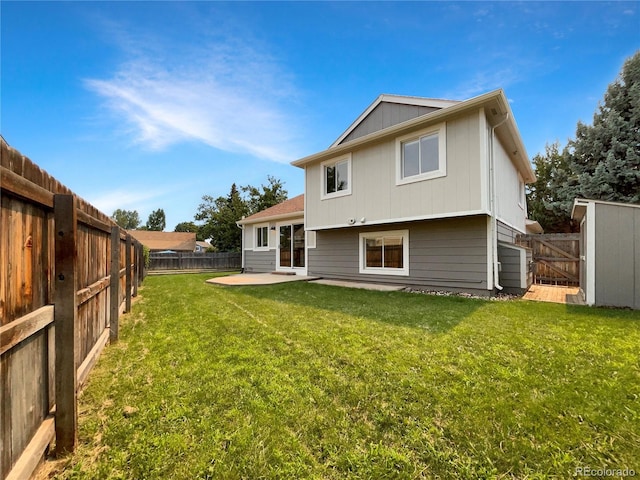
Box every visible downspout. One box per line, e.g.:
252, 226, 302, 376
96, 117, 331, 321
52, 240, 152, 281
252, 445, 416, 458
237, 219, 245, 272
489, 113, 509, 292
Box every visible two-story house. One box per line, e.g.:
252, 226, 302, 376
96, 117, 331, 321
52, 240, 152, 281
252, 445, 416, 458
239, 89, 536, 295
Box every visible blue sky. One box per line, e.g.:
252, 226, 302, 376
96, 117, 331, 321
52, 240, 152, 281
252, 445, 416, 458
1, 1, 638, 230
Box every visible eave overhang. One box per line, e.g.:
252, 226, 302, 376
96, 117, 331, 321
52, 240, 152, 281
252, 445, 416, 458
292, 89, 536, 184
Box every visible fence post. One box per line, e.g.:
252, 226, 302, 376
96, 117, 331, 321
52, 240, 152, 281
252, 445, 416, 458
125, 234, 132, 312
133, 241, 139, 298
54, 194, 78, 454
109, 227, 120, 342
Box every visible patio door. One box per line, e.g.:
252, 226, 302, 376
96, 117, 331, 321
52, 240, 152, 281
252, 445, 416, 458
278, 223, 305, 271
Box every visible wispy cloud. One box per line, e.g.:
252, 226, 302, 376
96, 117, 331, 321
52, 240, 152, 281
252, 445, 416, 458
446, 67, 522, 100
88, 186, 174, 215
85, 23, 302, 163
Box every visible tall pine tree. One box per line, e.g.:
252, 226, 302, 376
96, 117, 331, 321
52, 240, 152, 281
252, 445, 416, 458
527, 51, 640, 232
568, 51, 640, 204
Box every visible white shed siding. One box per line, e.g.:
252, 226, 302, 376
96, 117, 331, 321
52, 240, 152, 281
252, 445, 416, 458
305, 111, 485, 230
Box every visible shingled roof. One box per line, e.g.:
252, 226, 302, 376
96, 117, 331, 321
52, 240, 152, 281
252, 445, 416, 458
128, 230, 196, 251
237, 194, 304, 225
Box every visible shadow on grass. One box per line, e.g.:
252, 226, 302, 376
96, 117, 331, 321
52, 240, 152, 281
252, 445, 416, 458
563, 302, 640, 321
221, 281, 487, 334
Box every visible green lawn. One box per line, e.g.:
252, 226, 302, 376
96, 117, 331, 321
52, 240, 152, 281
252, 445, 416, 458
56, 273, 639, 479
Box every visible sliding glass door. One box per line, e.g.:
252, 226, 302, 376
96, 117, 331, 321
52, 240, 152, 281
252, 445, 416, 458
279, 223, 305, 269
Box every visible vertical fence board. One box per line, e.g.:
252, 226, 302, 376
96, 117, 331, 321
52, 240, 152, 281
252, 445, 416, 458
125, 236, 132, 313
1, 141, 144, 479
109, 227, 120, 342
53, 194, 78, 454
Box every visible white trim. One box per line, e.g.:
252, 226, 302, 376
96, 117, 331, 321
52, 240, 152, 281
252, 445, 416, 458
486, 216, 494, 290
237, 211, 304, 225
275, 221, 307, 275
306, 230, 317, 249
359, 229, 409, 276
395, 123, 447, 186
479, 108, 489, 213
293, 89, 535, 185
253, 223, 270, 251
321, 154, 352, 200
307, 209, 490, 231
585, 201, 596, 306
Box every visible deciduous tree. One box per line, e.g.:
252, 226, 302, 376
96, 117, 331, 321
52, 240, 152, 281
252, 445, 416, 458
111, 209, 141, 230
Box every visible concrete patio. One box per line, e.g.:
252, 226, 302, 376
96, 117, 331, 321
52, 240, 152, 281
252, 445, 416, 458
206, 273, 320, 286
206, 273, 404, 291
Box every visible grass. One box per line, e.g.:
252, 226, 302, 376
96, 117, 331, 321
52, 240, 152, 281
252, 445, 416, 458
53, 273, 639, 479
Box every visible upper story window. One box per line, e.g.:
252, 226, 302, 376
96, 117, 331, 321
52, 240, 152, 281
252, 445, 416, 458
396, 123, 446, 185
518, 175, 525, 210
321, 154, 352, 199
255, 224, 269, 250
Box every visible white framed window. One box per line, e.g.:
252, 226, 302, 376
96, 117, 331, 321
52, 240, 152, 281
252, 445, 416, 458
396, 123, 446, 185
359, 230, 409, 276
518, 175, 525, 210
254, 224, 269, 250
321, 154, 352, 199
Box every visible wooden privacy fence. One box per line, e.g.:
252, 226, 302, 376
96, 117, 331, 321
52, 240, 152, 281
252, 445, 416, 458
0, 140, 144, 480
516, 233, 580, 286
149, 251, 241, 271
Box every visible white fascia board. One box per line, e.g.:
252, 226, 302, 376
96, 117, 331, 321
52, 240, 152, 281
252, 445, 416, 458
571, 198, 590, 222
237, 211, 304, 225
586, 201, 596, 306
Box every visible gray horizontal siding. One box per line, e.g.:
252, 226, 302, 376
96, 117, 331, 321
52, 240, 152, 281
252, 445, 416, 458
497, 220, 522, 243
498, 245, 522, 288
244, 249, 275, 273
309, 216, 489, 293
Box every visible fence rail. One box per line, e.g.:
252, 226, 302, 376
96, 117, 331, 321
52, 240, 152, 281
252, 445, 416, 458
0, 139, 144, 480
516, 233, 580, 286
149, 252, 241, 271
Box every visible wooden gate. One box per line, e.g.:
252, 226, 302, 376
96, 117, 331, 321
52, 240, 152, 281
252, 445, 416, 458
516, 234, 580, 286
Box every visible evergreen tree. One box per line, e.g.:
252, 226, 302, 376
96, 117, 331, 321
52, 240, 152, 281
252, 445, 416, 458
567, 51, 640, 204
146, 208, 166, 231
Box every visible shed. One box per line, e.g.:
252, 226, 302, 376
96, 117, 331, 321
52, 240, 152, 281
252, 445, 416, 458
572, 198, 640, 309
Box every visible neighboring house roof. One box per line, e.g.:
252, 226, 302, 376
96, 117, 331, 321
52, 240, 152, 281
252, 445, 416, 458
237, 194, 305, 225
128, 230, 196, 251
292, 89, 536, 184
196, 241, 213, 250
